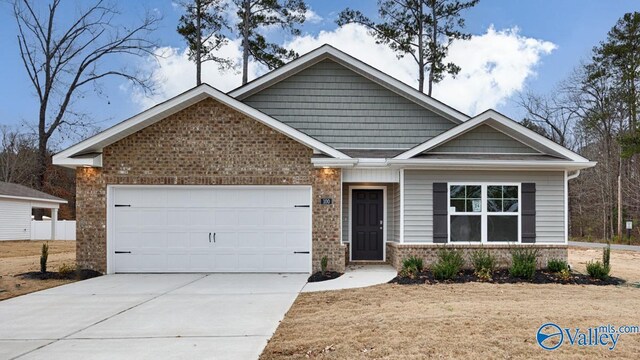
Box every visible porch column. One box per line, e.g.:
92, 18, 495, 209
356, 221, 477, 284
51, 208, 58, 241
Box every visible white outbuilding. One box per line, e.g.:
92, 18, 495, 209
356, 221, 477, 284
0, 181, 67, 241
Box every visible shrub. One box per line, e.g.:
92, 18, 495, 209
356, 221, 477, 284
470, 249, 496, 281
400, 256, 424, 279
603, 243, 611, 269
432, 248, 465, 280
509, 248, 538, 280
586, 260, 610, 280
58, 263, 77, 277
558, 268, 572, 281
547, 259, 569, 272
320, 256, 328, 275
40, 243, 49, 273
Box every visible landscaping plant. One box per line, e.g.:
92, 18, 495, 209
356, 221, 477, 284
558, 268, 572, 282
470, 248, 496, 281
547, 259, 569, 273
40, 243, 49, 273
432, 248, 464, 281
603, 242, 611, 269
509, 248, 538, 280
586, 260, 610, 280
58, 263, 77, 277
400, 256, 424, 279
320, 256, 328, 276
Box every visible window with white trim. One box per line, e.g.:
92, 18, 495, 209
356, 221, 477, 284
448, 184, 520, 243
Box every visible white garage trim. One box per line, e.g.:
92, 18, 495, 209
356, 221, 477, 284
106, 185, 312, 274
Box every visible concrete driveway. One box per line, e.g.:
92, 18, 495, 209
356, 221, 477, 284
0, 273, 307, 360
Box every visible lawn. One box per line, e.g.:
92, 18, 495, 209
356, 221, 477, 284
261, 248, 640, 359
0, 240, 76, 301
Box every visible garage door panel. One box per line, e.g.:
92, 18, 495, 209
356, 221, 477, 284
112, 186, 311, 273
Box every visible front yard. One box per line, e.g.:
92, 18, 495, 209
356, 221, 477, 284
0, 240, 76, 301
261, 248, 640, 359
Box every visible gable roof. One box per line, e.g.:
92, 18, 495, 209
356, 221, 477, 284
229, 44, 470, 124
395, 110, 591, 163
53, 84, 351, 168
0, 182, 67, 204
429, 124, 541, 154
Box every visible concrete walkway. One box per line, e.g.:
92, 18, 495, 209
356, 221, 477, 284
569, 241, 640, 252
302, 264, 397, 292
0, 273, 307, 360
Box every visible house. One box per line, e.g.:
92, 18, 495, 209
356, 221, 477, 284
0, 182, 68, 241
52, 45, 595, 274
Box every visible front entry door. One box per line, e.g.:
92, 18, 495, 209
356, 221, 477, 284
352, 189, 384, 260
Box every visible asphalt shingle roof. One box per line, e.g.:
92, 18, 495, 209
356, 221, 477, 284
0, 182, 66, 203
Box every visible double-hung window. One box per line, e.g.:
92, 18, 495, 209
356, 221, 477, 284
448, 184, 520, 243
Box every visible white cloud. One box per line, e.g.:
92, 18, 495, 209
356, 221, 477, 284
132, 24, 556, 116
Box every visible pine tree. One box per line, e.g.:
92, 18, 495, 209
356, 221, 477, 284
337, 0, 478, 96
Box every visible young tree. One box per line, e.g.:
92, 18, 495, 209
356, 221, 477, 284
337, 0, 478, 95
177, 0, 232, 86
234, 0, 308, 85
0, 126, 37, 186
12, 0, 160, 217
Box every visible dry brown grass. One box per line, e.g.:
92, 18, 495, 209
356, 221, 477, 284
569, 247, 640, 284
0, 241, 76, 301
262, 248, 640, 359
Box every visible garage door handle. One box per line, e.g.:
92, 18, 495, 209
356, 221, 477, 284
115, 251, 131, 254
209, 233, 216, 243
294, 205, 310, 208
293, 251, 309, 254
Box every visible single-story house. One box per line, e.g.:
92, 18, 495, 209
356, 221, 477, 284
53, 45, 595, 274
0, 181, 68, 241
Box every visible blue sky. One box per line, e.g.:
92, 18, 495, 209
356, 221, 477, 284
0, 0, 638, 148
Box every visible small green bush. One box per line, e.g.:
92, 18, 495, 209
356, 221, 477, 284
558, 268, 572, 281
547, 259, 569, 272
58, 263, 77, 277
603, 243, 611, 268
470, 249, 496, 281
400, 256, 424, 279
320, 256, 328, 275
586, 260, 610, 280
509, 248, 538, 280
40, 243, 49, 273
432, 248, 464, 280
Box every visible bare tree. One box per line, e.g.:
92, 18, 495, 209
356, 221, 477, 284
12, 0, 160, 215
0, 126, 37, 186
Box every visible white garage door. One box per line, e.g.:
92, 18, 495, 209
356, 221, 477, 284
110, 186, 311, 273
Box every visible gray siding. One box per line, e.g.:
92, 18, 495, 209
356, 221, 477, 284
403, 170, 565, 244
429, 125, 539, 154
342, 184, 399, 243
243, 59, 457, 149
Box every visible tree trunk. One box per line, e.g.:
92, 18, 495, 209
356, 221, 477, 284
241, 0, 250, 85
417, 3, 425, 93
427, 0, 437, 96
618, 171, 623, 240
196, 0, 202, 86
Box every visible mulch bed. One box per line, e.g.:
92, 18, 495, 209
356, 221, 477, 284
19, 269, 102, 281
389, 269, 625, 286
308, 271, 343, 282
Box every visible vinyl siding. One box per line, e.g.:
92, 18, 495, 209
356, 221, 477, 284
429, 124, 539, 154
0, 199, 31, 240
342, 184, 399, 244
243, 59, 457, 149
403, 170, 565, 244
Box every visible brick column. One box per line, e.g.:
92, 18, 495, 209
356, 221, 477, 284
311, 168, 345, 273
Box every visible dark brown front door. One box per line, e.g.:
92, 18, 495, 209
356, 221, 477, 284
352, 189, 384, 261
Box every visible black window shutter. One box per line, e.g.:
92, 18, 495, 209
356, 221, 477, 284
521, 183, 536, 243
433, 183, 448, 243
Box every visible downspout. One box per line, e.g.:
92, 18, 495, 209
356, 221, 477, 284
567, 170, 581, 180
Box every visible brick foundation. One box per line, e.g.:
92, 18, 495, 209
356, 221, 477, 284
76, 98, 345, 273
386, 242, 568, 270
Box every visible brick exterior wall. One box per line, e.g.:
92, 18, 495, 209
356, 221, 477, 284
386, 242, 568, 270
75, 98, 345, 273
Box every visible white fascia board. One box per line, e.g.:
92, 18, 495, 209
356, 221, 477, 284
311, 158, 358, 167
387, 159, 597, 171
53, 85, 350, 168
53, 153, 102, 168
0, 194, 67, 204
395, 110, 591, 163
228, 44, 470, 124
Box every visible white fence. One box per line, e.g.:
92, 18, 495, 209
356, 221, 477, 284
30, 220, 76, 240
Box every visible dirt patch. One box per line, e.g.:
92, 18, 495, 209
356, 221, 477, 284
19, 269, 101, 281
261, 283, 640, 359
308, 271, 343, 282
389, 269, 624, 286
0, 241, 77, 301
569, 247, 640, 284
